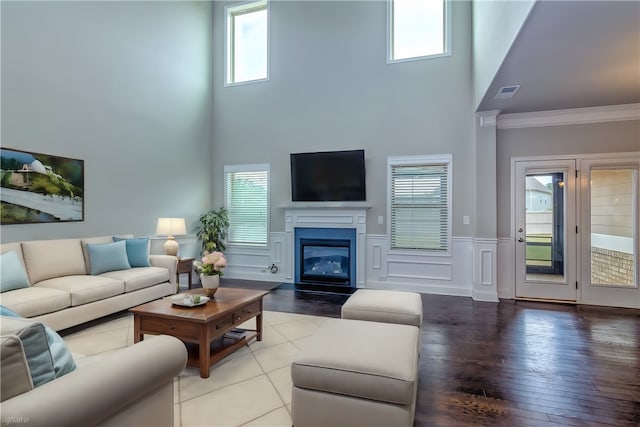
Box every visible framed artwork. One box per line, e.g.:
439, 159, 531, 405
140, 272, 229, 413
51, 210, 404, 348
1, 148, 84, 224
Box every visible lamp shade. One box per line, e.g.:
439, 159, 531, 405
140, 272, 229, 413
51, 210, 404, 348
156, 218, 187, 236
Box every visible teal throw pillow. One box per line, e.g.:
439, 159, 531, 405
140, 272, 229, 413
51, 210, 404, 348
1, 251, 30, 292
1, 305, 76, 378
87, 240, 131, 275
112, 237, 151, 267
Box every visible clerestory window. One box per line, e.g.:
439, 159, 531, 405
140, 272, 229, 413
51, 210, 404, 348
388, 0, 450, 63
225, 0, 269, 85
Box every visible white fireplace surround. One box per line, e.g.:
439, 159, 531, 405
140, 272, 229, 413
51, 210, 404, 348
285, 207, 368, 287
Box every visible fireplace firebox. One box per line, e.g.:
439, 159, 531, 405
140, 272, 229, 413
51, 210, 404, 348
300, 238, 350, 285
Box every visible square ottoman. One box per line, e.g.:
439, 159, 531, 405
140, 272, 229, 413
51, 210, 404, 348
291, 318, 420, 427
341, 289, 423, 329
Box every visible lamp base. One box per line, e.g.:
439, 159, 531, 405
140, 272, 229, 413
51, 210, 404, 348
164, 237, 179, 256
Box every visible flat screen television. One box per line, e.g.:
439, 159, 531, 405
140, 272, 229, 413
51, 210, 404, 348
291, 149, 366, 202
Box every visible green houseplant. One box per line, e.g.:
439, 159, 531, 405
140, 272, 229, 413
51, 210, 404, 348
196, 207, 229, 253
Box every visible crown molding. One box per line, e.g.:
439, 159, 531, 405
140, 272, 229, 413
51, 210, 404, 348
476, 110, 501, 127
497, 103, 640, 129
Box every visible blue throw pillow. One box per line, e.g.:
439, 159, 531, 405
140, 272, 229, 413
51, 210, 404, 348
1, 305, 76, 378
87, 240, 131, 275
112, 237, 151, 267
1, 251, 30, 292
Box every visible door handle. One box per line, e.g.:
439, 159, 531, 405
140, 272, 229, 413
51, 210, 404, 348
518, 237, 525, 243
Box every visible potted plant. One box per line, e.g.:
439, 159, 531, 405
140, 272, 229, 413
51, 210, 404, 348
194, 251, 227, 297
196, 207, 229, 253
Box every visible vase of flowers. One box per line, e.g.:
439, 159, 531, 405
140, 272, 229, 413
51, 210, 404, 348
194, 251, 227, 297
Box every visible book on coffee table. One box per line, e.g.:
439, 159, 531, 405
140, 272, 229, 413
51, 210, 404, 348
224, 329, 247, 340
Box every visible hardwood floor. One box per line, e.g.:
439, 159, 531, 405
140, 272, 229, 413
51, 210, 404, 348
223, 279, 640, 426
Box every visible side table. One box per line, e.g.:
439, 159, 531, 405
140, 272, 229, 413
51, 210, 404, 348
176, 257, 195, 292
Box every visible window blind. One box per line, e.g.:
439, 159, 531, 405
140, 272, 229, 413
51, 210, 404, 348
225, 169, 268, 246
390, 163, 449, 251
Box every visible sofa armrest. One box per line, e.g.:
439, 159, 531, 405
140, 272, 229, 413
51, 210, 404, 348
149, 255, 178, 287
0, 335, 187, 427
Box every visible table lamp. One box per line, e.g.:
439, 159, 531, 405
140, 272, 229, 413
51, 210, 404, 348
156, 218, 187, 256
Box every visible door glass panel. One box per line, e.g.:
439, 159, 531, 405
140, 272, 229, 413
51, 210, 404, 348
525, 173, 565, 282
590, 169, 637, 288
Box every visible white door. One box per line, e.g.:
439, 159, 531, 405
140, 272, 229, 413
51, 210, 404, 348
515, 160, 577, 301
579, 156, 640, 309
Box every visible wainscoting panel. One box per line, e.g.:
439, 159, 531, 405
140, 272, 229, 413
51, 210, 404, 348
223, 242, 285, 283
498, 238, 515, 299
365, 236, 474, 297
473, 238, 499, 302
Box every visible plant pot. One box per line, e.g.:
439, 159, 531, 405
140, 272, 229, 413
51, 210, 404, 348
200, 274, 220, 297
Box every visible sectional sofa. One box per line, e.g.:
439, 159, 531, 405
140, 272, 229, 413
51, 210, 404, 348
0, 235, 177, 331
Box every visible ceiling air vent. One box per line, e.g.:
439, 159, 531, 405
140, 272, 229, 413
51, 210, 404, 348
494, 85, 520, 100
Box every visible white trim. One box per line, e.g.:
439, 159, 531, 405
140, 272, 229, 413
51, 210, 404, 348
476, 110, 501, 127
497, 103, 640, 129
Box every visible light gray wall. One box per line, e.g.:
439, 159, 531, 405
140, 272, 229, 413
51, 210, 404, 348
472, 0, 535, 109
1, 1, 213, 243
496, 119, 640, 238
212, 0, 476, 236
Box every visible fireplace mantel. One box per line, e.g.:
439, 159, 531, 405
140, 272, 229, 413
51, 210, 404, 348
282, 202, 372, 209
284, 207, 367, 287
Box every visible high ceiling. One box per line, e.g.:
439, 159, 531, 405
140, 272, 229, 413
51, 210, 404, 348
477, 1, 640, 114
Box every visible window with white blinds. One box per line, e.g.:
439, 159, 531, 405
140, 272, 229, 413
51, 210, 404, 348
224, 164, 269, 247
388, 155, 451, 251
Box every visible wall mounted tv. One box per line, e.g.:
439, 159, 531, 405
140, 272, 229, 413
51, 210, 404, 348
291, 149, 366, 202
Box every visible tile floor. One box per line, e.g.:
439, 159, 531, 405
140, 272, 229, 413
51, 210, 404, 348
62, 310, 330, 427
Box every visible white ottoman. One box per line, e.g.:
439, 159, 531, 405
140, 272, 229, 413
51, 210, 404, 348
291, 318, 420, 427
341, 289, 423, 329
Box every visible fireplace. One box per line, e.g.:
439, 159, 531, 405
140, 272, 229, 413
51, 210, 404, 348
294, 227, 357, 288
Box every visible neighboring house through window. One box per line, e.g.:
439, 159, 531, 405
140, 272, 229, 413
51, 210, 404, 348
388, 0, 450, 62
225, 0, 269, 85
224, 164, 269, 246
388, 155, 452, 252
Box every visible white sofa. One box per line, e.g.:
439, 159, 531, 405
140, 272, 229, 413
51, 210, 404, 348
0, 235, 177, 331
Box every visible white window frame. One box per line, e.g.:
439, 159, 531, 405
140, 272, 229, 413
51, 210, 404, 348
224, 0, 270, 87
224, 163, 270, 247
387, 154, 452, 255
387, 0, 452, 64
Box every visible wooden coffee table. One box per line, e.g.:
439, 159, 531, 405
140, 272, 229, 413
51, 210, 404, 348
130, 287, 268, 378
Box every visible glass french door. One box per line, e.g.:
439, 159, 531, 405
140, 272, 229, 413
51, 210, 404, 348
515, 160, 577, 301
580, 158, 639, 308
514, 155, 640, 308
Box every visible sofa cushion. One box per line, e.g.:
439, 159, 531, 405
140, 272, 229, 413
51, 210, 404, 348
342, 289, 423, 329
292, 318, 419, 405
0, 316, 56, 388
100, 267, 169, 292
0, 335, 33, 401
86, 240, 131, 275
21, 239, 86, 284
1, 305, 76, 379
112, 237, 151, 268
35, 275, 125, 306
0, 287, 71, 318
1, 251, 31, 292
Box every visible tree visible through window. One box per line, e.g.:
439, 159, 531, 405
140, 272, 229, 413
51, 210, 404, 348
389, 155, 451, 251
224, 165, 269, 246
225, 0, 268, 85
388, 0, 449, 62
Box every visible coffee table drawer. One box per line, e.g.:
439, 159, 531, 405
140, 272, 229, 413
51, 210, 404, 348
233, 301, 261, 325
141, 317, 200, 339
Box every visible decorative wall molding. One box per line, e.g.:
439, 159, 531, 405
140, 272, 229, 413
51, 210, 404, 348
497, 238, 514, 299
472, 238, 499, 302
476, 110, 501, 127
497, 103, 640, 129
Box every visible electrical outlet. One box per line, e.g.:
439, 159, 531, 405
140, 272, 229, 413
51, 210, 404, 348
377, 216, 384, 225
463, 216, 470, 225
